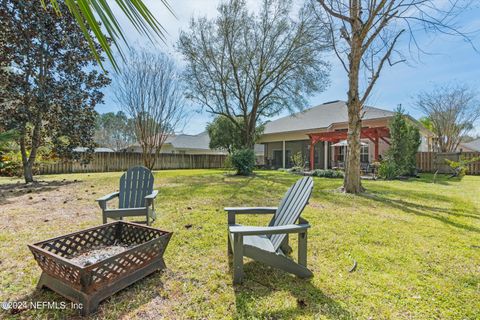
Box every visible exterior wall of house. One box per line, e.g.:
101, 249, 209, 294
264, 140, 329, 169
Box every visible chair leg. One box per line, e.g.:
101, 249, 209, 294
298, 231, 307, 267
233, 233, 244, 284
227, 233, 233, 255
102, 211, 107, 224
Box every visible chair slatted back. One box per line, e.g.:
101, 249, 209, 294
268, 177, 313, 251
118, 166, 154, 209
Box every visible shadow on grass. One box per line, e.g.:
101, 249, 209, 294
8, 269, 165, 319
360, 192, 480, 234
233, 261, 353, 319
0, 180, 80, 205
365, 182, 480, 219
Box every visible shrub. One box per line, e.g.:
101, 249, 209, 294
0, 151, 23, 177
387, 107, 421, 177
288, 166, 304, 173
312, 169, 344, 178
231, 148, 256, 175
290, 152, 305, 170
445, 156, 480, 179
377, 160, 400, 180
224, 154, 233, 170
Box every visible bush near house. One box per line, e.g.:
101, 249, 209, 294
290, 151, 306, 172
379, 107, 421, 180
230, 148, 256, 175
312, 169, 344, 178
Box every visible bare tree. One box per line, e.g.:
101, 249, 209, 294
314, 0, 476, 193
115, 49, 187, 169
178, 0, 331, 149
416, 84, 479, 152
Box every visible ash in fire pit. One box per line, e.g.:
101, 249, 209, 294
69, 243, 132, 266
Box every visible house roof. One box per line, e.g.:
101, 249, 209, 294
122, 131, 265, 155
165, 132, 264, 154
460, 138, 480, 152
263, 100, 396, 135
164, 132, 211, 150
73, 147, 115, 153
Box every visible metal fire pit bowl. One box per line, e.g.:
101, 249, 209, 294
28, 221, 172, 315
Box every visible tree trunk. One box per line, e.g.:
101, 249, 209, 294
19, 128, 36, 184
343, 101, 363, 193
23, 161, 34, 183
343, 20, 364, 194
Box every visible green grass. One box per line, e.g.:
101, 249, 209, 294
0, 170, 479, 319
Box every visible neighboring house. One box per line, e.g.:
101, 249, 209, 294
73, 147, 115, 153
459, 138, 480, 152
259, 100, 434, 170
122, 132, 225, 155
122, 131, 265, 157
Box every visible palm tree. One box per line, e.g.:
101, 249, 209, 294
0, 130, 17, 147
45, 0, 174, 71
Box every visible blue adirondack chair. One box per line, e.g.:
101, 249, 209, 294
96, 166, 158, 225
225, 176, 314, 284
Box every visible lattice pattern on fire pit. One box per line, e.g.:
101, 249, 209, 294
29, 222, 172, 293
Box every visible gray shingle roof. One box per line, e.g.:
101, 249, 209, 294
461, 138, 480, 152
263, 100, 396, 135
165, 131, 211, 150
73, 147, 115, 153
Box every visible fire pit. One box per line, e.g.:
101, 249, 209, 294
28, 221, 172, 315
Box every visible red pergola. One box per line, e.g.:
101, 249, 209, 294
307, 127, 390, 170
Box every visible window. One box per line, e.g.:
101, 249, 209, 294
360, 145, 369, 163
337, 147, 345, 162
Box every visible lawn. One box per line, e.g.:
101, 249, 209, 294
0, 170, 479, 319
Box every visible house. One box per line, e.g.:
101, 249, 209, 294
73, 147, 115, 153
459, 138, 480, 152
122, 131, 265, 157
122, 132, 225, 155
259, 100, 434, 170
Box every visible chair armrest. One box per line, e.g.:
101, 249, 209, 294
145, 190, 159, 206
96, 192, 120, 202
229, 223, 310, 236
96, 192, 119, 210
145, 190, 159, 199
225, 207, 277, 225
224, 207, 277, 214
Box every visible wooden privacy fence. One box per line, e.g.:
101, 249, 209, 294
39, 152, 227, 175
416, 152, 480, 175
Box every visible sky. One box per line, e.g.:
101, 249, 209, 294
97, 0, 480, 135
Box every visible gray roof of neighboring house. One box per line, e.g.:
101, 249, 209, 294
461, 138, 480, 152
73, 147, 115, 153
263, 100, 396, 135
122, 131, 264, 155
165, 131, 264, 154
165, 131, 211, 150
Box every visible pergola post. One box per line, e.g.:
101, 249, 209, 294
309, 127, 390, 165
309, 140, 315, 171
324, 142, 328, 169
282, 140, 286, 169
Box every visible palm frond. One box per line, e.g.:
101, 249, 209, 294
43, 0, 175, 71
